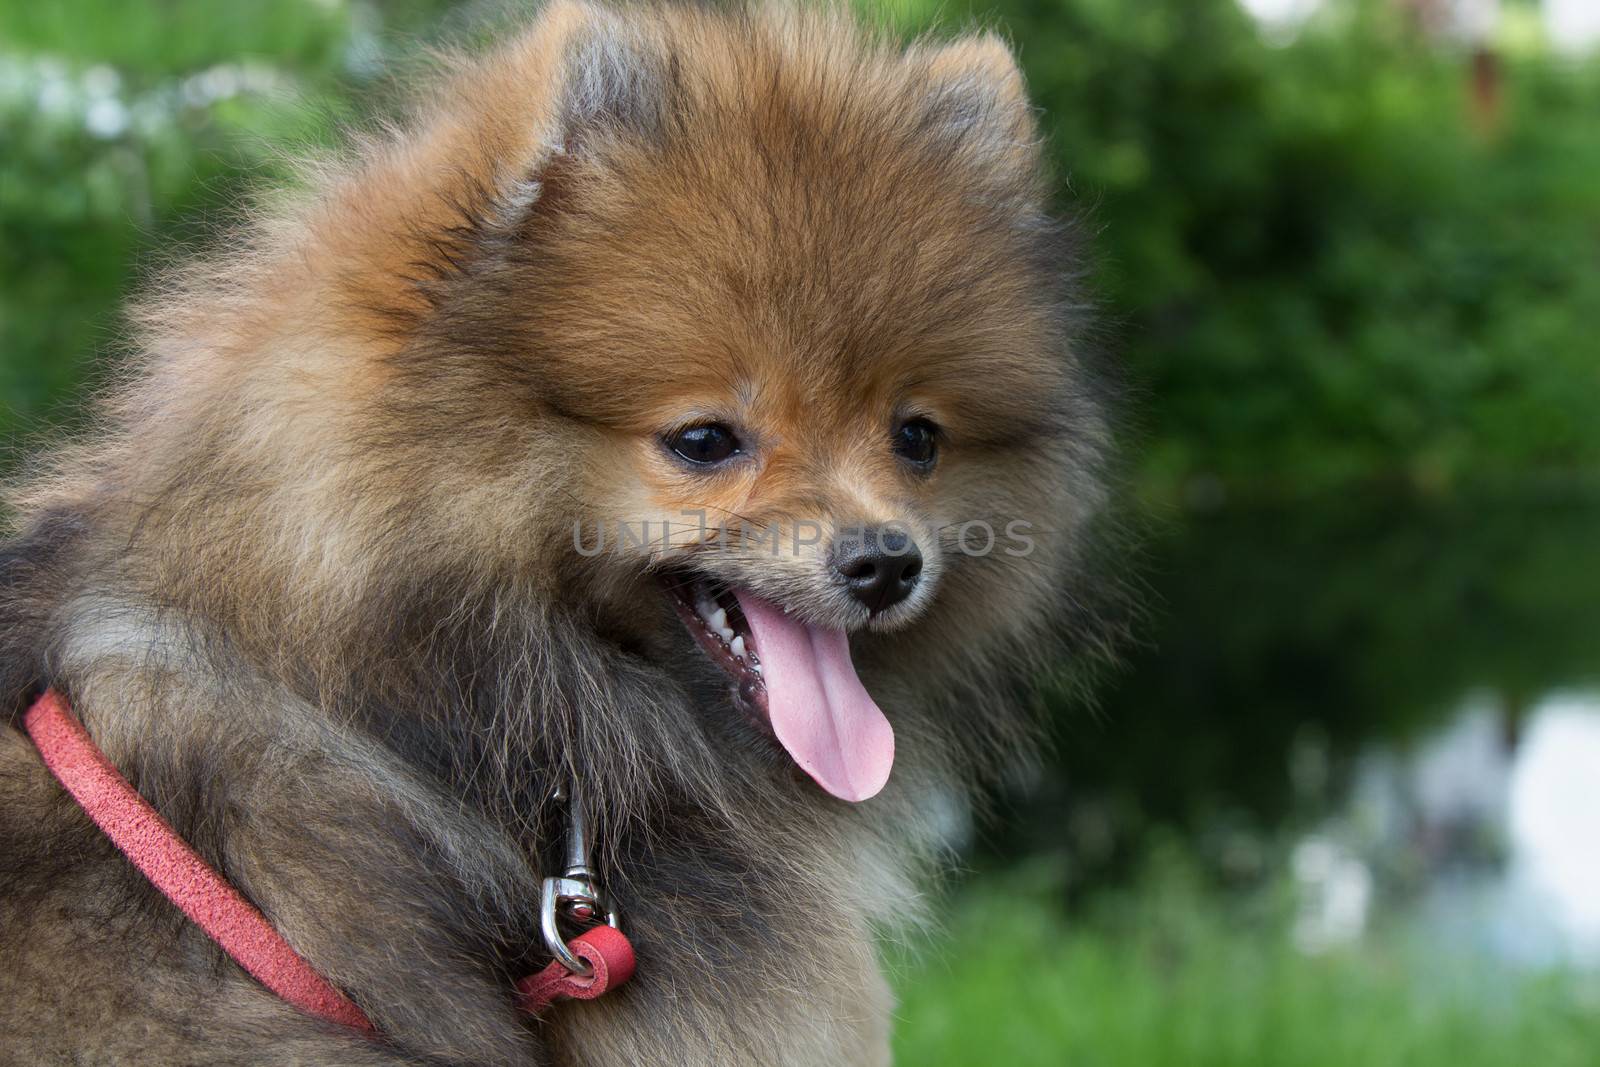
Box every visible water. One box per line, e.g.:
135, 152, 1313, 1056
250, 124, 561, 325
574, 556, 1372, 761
996, 492, 1600, 968
1300, 689, 1600, 967
1378, 690, 1600, 967
1506, 696, 1600, 958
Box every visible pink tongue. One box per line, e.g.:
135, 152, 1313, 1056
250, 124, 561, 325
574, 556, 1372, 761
732, 592, 895, 802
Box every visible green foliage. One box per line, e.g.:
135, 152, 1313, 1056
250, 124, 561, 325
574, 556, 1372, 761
0, 3, 348, 79
0, 0, 362, 443
892, 856, 1600, 1067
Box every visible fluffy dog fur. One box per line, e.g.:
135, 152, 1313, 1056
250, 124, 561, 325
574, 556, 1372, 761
0, 3, 1117, 1063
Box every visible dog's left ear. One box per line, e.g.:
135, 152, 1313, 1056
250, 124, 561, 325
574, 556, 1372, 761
917, 33, 1037, 171
549, 4, 671, 155
487, 1, 670, 229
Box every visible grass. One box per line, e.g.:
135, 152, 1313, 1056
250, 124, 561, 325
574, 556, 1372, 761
890, 860, 1600, 1066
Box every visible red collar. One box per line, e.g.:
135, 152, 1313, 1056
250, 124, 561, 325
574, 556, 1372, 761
22, 689, 634, 1031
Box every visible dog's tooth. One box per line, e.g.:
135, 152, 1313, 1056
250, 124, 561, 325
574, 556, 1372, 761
709, 607, 727, 630
717, 625, 735, 642
730, 635, 746, 660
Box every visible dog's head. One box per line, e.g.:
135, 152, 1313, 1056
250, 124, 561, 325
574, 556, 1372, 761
509, 8, 1111, 801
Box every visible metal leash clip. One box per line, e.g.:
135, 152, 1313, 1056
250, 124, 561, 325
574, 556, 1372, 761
539, 784, 622, 977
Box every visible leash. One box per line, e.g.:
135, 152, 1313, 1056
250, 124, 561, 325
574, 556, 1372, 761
21, 689, 634, 1032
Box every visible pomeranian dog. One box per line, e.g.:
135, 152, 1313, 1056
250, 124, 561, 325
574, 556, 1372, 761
0, 2, 1116, 1064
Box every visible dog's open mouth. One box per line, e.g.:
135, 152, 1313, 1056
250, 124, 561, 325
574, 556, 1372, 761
665, 576, 768, 716
663, 573, 895, 802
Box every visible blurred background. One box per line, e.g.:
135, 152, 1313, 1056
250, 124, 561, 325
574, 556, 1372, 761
3, 0, 1598, 1062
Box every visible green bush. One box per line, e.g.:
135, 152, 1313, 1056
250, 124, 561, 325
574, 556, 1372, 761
0, 0, 361, 442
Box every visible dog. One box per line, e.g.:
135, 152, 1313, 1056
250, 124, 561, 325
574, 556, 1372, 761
0, 3, 1117, 1063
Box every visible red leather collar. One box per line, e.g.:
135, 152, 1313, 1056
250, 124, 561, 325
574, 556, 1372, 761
22, 689, 633, 1032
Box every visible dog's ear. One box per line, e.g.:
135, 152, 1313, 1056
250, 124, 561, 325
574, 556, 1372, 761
550, 3, 671, 154
917, 33, 1037, 171
489, 1, 670, 226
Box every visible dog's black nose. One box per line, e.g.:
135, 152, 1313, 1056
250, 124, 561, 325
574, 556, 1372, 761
832, 526, 922, 614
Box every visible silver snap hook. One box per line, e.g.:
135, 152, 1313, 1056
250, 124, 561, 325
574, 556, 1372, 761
539, 784, 622, 977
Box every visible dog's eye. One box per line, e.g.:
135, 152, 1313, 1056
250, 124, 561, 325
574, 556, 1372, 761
893, 418, 939, 467
665, 423, 741, 466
